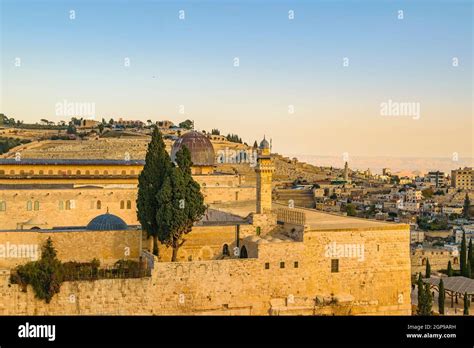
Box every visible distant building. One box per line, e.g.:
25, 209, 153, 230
451, 167, 473, 190
115, 118, 144, 128
157, 120, 174, 129
406, 189, 422, 202
79, 119, 100, 129
382, 168, 391, 176
426, 171, 445, 188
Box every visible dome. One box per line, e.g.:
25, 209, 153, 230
171, 131, 215, 166
86, 212, 128, 231
259, 137, 270, 150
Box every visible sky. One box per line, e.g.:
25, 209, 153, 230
1, 0, 472, 159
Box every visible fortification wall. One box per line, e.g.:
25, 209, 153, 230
0, 229, 141, 268
0, 226, 411, 316
410, 249, 460, 275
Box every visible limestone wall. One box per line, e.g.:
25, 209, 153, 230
0, 229, 141, 268
410, 248, 460, 275
0, 225, 411, 316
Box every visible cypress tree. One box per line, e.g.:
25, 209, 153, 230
467, 263, 472, 279
463, 193, 471, 219
156, 146, 206, 261
463, 292, 470, 315
447, 261, 453, 277
426, 258, 431, 278
137, 127, 172, 255
461, 232, 467, 277
422, 283, 432, 316
417, 273, 424, 315
438, 279, 445, 315
469, 239, 473, 273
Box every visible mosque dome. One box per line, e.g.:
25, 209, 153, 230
171, 131, 215, 166
86, 212, 128, 231
259, 137, 270, 150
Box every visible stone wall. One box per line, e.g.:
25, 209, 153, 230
0, 224, 411, 316
410, 248, 460, 275
0, 229, 141, 268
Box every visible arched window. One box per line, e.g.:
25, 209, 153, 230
59, 201, 64, 210
76, 170, 81, 175
453, 257, 459, 265
29, 170, 34, 175
26, 201, 32, 211
222, 244, 230, 257
121, 170, 126, 175
103, 170, 108, 175
65, 200, 71, 210
10, 170, 14, 175
94, 170, 99, 175
48, 170, 53, 175
97, 200, 101, 209
120, 200, 125, 209
39, 170, 44, 175
20, 170, 25, 175
67, 170, 72, 175
240, 246, 248, 259
126, 200, 131, 209
85, 170, 90, 175
422, 258, 426, 266
0, 170, 4, 175
0, 201, 6, 211
34, 201, 40, 211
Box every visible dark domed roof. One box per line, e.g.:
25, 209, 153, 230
259, 137, 270, 149
171, 131, 215, 166
86, 212, 128, 231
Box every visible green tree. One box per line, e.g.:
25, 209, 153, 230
463, 292, 470, 315
137, 128, 172, 255
66, 124, 76, 134
211, 129, 220, 135
417, 273, 424, 314
461, 231, 468, 277
345, 203, 357, 217
463, 193, 471, 219
469, 239, 474, 275
13, 238, 63, 303
421, 283, 433, 316
438, 278, 445, 315
178, 119, 193, 130
98, 123, 104, 134
425, 258, 431, 278
447, 260, 453, 277
156, 146, 206, 261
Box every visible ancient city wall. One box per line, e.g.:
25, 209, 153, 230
0, 226, 411, 316
410, 248, 460, 275
0, 229, 141, 268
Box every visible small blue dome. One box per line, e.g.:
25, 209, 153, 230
86, 212, 128, 231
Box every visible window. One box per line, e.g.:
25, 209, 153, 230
76, 170, 81, 175
48, 170, 53, 175
10, 170, 14, 175
27, 201, 32, 211
86, 170, 90, 175
280, 262, 285, 269
120, 200, 125, 209
331, 259, 339, 273
126, 200, 131, 209
94, 170, 99, 175
265, 263, 270, 270
97, 200, 101, 209
39, 170, 44, 175
65, 200, 71, 210
130, 170, 135, 175
67, 170, 71, 175
0, 201, 6, 211
294, 261, 299, 268
104, 170, 108, 175
121, 170, 126, 175
0, 170, 4, 175
34, 201, 40, 211
59, 201, 64, 210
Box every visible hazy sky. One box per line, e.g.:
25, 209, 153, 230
1, 0, 472, 159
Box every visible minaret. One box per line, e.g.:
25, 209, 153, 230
343, 161, 349, 182
256, 136, 274, 214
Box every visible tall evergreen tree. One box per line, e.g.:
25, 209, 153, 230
417, 273, 424, 314
463, 292, 470, 315
447, 260, 453, 277
438, 278, 445, 315
461, 231, 467, 277
422, 283, 432, 316
463, 193, 471, 219
156, 146, 206, 261
469, 239, 473, 274
467, 263, 472, 279
137, 127, 172, 255
426, 258, 431, 278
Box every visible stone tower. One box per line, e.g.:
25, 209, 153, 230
256, 136, 274, 214
344, 161, 349, 182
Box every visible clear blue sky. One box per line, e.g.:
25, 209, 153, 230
1, 0, 472, 158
